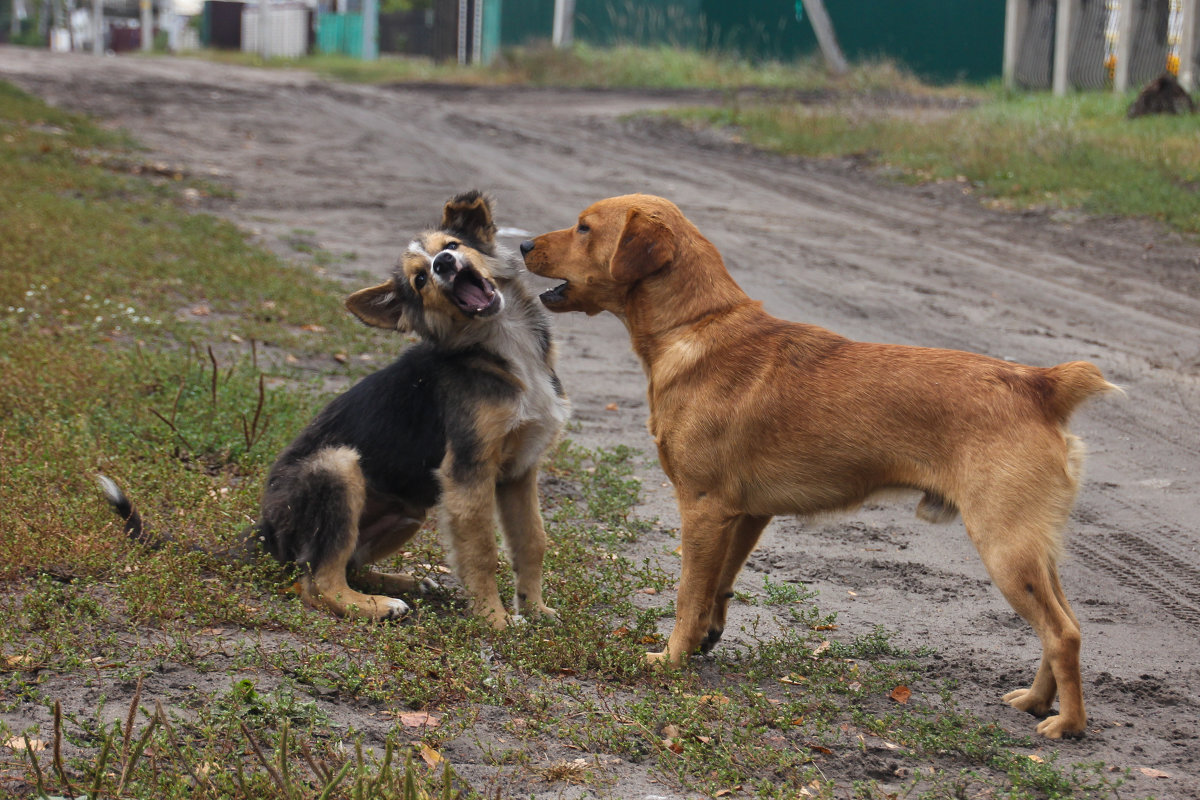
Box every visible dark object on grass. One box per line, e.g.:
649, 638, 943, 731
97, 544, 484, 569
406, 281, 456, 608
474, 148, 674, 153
1127, 72, 1197, 119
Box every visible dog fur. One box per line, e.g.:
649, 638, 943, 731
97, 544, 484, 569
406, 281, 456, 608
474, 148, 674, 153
104, 191, 569, 628
521, 194, 1117, 738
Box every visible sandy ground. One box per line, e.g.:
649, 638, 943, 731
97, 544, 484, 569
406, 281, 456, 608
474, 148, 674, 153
3, 47, 1200, 798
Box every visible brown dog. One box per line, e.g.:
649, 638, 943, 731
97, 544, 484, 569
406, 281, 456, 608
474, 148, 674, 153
520, 194, 1118, 738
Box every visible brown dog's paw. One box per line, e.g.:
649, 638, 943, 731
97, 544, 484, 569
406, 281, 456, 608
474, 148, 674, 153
1034, 714, 1086, 739
1002, 687, 1053, 717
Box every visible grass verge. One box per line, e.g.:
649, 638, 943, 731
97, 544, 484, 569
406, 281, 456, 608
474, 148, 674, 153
671, 87, 1200, 235
0, 80, 1139, 798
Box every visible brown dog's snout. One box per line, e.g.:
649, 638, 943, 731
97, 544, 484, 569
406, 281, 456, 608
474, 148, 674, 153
519, 239, 535, 256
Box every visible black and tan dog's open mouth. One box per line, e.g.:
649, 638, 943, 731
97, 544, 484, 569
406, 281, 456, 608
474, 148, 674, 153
450, 266, 500, 316
539, 282, 569, 307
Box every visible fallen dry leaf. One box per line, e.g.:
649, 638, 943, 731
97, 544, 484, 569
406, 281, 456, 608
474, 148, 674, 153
398, 711, 441, 729
604, 402, 619, 411
3, 737, 46, 752
1137, 767, 1170, 779
889, 685, 912, 704
1028, 754, 1044, 763
333, 352, 348, 364
190, 304, 211, 316
662, 738, 683, 754
661, 724, 681, 739
811, 640, 831, 657
699, 694, 730, 706
419, 743, 443, 768
299, 324, 327, 333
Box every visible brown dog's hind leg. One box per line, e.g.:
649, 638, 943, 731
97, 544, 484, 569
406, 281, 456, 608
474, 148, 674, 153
700, 514, 772, 653
971, 528, 1087, 739
497, 468, 555, 621
647, 500, 741, 667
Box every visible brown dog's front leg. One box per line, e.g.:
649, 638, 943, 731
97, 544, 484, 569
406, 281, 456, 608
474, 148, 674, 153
647, 501, 740, 667
701, 514, 772, 653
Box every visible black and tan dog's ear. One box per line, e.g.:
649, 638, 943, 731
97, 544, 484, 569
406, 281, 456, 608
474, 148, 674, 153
345, 281, 411, 331
441, 190, 497, 249
610, 207, 675, 283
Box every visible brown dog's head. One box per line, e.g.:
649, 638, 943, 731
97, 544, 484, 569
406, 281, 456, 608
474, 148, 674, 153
520, 194, 695, 317
346, 191, 516, 343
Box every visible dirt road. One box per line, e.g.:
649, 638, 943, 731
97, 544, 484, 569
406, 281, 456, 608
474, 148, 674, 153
3, 48, 1199, 797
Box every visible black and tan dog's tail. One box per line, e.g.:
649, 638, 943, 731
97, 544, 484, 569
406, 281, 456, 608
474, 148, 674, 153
97, 475, 158, 547
97, 475, 260, 561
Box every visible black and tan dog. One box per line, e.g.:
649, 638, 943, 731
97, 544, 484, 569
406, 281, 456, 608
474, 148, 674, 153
104, 191, 569, 627
521, 194, 1118, 738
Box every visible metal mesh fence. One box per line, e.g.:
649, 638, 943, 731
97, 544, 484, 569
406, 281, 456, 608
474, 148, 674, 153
1011, 0, 1185, 90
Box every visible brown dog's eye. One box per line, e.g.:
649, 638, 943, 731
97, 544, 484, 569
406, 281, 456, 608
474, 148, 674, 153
413, 271, 427, 289
444, 241, 459, 250
576, 224, 590, 234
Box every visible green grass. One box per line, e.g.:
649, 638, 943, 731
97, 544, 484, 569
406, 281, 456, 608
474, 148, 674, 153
674, 86, 1200, 235
0, 79, 1145, 799
190, 43, 937, 94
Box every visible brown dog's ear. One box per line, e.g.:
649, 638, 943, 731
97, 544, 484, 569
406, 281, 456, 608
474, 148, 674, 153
345, 281, 411, 331
440, 190, 496, 249
610, 207, 675, 284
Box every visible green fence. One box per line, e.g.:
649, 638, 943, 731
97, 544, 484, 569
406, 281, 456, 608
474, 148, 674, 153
499, 0, 1005, 83
318, 12, 365, 58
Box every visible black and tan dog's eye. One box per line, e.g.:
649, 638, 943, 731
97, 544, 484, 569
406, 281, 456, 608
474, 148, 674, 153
444, 241, 459, 250
413, 271, 428, 289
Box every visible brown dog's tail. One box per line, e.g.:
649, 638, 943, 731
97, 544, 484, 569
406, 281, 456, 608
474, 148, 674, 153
97, 475, 259, 561
1046, 361, 1122, 422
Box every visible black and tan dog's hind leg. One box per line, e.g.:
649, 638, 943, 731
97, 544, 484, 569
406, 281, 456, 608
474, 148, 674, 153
345, 503, 440, 601
266, 446, 412, 621
497, 467, 557, 622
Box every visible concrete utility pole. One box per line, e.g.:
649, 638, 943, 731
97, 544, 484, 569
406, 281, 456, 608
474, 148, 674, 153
361, 0, 377, 59
259, 0, 269, 58
1112, 0, 1134, 93
800, 0, 847, 75
1002, 0, 1028, 90
91, 0, 101, 53
456, 0, 467, 64
552, 0, 573, 48
140, 0, 151, 50
1180, 0, 1199, 91
1052, 0, 1079, 95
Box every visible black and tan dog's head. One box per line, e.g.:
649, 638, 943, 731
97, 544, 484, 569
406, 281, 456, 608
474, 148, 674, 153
347, 191, 518, 343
